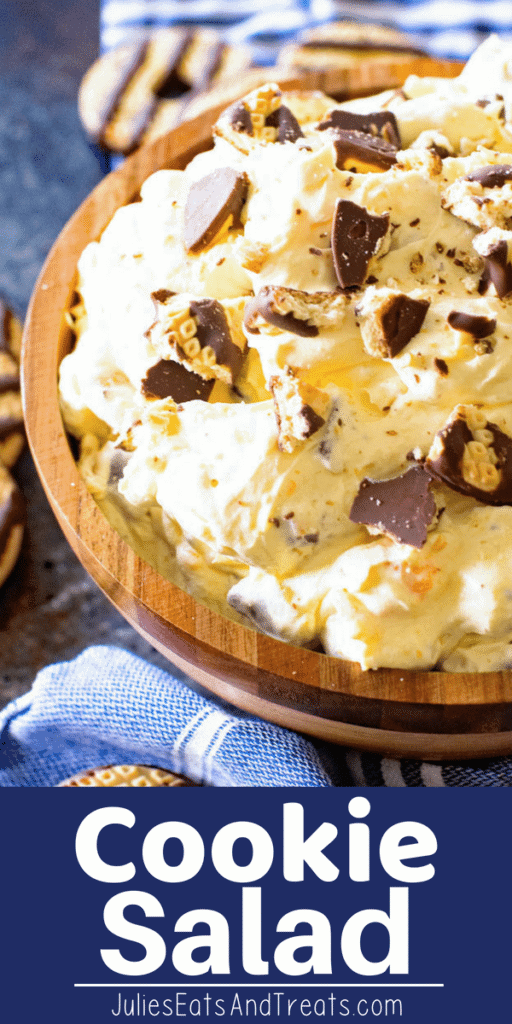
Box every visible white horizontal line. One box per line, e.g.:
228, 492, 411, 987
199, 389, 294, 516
74, 983, 444, 988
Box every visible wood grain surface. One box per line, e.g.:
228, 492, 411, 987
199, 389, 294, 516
22, 59, 512, 759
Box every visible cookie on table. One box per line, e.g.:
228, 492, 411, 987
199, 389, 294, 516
78, 26, 253, 156
278, 20, 428, 73
0, 297, 24, 470
0, 460, 25, 589
58, 764, 198, 787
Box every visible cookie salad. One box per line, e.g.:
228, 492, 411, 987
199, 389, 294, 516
60, 36, 512, 672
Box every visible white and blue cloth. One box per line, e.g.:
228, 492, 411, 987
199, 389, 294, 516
1, 646, 512, 786
4, 2, 511, 786
101, 0, 512, 63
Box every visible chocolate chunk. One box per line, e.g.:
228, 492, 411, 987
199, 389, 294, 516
244, 285, 319, 337
479, 239, 512, 299
265, 104, 304, 143
183, 167, 249, 253
331, 200, 389, 290
228, 102, 253, 135
331, 129, 397, 171
189, 298, 244, 380
318, 108, 401, 149
301, 405, 326, 436
377, 294, 430, 357
429, 142, 450, 159
465, 164, 512, 188
349, 464, 436, 547
447, 310, 496, 337
427, 409, 512, 505
142, 359, 214, 402
151, 289, 175, 304
108, 448, 131, 486
226, 593, 279, 636
434, 358, 449, 376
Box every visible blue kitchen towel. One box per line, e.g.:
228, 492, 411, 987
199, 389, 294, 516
101, 0, 512, 63
0, 646, 332, 787
1, 646, 511, 787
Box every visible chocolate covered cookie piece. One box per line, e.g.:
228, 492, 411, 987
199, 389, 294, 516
265, 104, 304, 143
244, 285, 347, 338
465, 164, 512, 188
149, 294, 247, 385
245, 289, 316, 338
142, 358, 214, 402
318, 108, 401, 147
331, 129, 398, 172
481, 240, 512, 297
359, 289, 430, 358
215, 84, 307, 153
427, 405, 512, 505
349, 464, 436, 547
228, 101, 253, 135
442, 166, 512, 232
189, 298, 245, 382
473, 230, 512, 298
319, 108, 401, 171
58, 764, 197, 787
183, 167, 249, 253
331, 200, 389, 290
269, 368, 328, 453
447, 310, 496, 337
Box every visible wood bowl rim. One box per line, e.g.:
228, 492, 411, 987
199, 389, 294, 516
22, 57, 512, 759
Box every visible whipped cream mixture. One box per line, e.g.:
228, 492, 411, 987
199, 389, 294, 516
60, 36, 512, 670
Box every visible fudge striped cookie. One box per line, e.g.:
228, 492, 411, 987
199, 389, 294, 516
278, 20, 427, 73
58, 764, 198, 787
78, 27, 253, 156
0, 297, 24, 470
0, 460, 25, 589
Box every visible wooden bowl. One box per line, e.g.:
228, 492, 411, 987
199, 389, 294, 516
23, 58, 512, 761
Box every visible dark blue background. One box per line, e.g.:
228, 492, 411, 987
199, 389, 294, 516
1, 789, 509, 1022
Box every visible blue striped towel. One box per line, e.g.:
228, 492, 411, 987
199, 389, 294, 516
101, 0, 512, 63
1, 647, 511, 787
